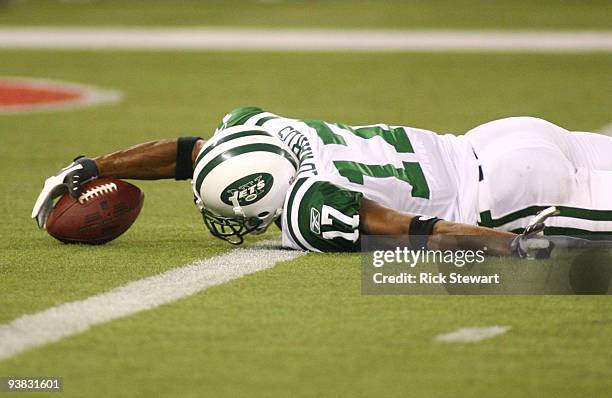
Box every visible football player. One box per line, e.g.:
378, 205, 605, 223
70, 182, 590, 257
32, 107, 612, 258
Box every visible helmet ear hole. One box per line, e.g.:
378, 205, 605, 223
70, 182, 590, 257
258, 211, 270, 218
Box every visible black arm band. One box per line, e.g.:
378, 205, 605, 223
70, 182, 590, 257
175, 136, 202, 180
408, 216, 442, 250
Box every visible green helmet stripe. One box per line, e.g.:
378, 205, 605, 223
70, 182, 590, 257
195, 143, 298, 194
195, 130, 274, 166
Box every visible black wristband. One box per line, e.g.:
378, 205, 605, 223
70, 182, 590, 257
175, 136, 202, 180
73, 155, 99, 177
408, 216, 442, 250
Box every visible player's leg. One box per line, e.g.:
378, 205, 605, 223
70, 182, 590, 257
465, 117, 612, 237
472, 137, 577, 232
549, 130, 612, 236
570, 131, 612, 170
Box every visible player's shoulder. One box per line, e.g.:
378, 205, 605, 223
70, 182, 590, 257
217, 106, 265, 130
282, 175, 363, 252
217, 106, 284, 131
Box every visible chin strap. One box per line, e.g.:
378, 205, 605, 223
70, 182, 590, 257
230, 193, 245, 219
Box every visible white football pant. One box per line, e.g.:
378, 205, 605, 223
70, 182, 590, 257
465, 117, 612, 236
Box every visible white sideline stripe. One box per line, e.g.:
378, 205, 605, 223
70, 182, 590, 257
0, 240, 306, 362
435, 326, 511, 343
0, 28, 610, 52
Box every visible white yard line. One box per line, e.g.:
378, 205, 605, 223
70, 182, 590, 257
435, 326, 511, 343
598, 123, 612, 136
0, 28, 610, 52
0, 240, 306, 362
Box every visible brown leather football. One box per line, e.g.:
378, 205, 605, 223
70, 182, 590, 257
46, 178, 144, 244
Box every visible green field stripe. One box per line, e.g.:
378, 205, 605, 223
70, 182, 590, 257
2, 1, 612, 30
195, 130, 274, 165
195, 143, 297, 193
480, 206, 612, 228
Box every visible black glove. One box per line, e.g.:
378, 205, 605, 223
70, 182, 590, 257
65, 156, 99, 197
510, 206, 559, 259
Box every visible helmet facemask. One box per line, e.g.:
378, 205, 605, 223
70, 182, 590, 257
195, 196, 282, 245
201, 208, 261, 245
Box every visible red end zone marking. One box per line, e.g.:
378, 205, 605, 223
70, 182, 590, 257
0, 82, 83, 105
0, 77, 122, 114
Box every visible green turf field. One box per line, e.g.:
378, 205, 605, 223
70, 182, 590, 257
1, 0, 612, 30
1, 2, 612, 397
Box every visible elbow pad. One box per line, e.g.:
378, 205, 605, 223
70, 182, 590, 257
175, 136, 202, 180
408, 216, 442, 250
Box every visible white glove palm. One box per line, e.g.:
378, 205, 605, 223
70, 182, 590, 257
31, 157, 98, 228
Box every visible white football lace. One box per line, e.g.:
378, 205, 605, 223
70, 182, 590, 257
78, 182, 118, 204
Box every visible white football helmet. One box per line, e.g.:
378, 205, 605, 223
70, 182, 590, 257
192, 126, 298, 244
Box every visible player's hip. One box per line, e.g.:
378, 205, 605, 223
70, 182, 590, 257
474, 146, 612, 235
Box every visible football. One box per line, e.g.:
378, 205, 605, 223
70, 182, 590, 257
46, 178, 144, 244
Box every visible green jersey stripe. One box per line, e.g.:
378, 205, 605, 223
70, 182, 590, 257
255, 116, 279, 126
480, 206, 612, 228
511, 226, 612, 238
195, 130, 274, 165
284, 177, 310, 251
194, 143, 298, 193
351, 125, 414, 153
540, 227, 612, 237
333, 160, 430, 199
303, 119, 347, 145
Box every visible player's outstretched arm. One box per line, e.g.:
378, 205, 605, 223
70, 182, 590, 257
359, 198, 517, 257
32, 137, 205, 228
94, 138, 205, 180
